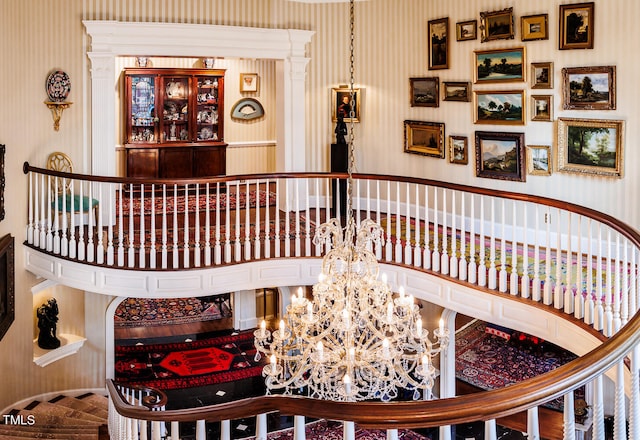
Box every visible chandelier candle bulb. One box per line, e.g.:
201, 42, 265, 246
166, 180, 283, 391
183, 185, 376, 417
422, 355, 429, 376
306, 302, 313, 320
317, 341, 324, 361
387, 303, 394, 322
416, 318, 423, 337
270, 354, 277, 374
279, 320, 285, 338
439, 319, 444, 334
382, 338, 390, 358
343, 374, 352, 395
260, 320, 266, 338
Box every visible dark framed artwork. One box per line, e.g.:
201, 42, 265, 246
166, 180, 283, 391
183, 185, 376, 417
562, 66, 616, 110
428, 17, 449, 70
557, 117, 624, 178
480, 7, 514, 42
521, 14, 549, 41
474, 90, 525, 125
456, 20, 477, 41
531, 62, 553, 89
404, 120, 445, 158
443, 81, 471, 102
475, 131, 526, 182
410, 77, 439, 107
531, 95, 553, 122
0, 234, 15, 342
474, 47, 525, 84
332, 87, 361, 123
559, 2, 594, 50
449, 136, 468, 164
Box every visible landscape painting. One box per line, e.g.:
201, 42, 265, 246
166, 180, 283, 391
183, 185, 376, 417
557, 118, 624, 178
527, 145, 551, 176
474, 47, 525, 83
562, 66, 616, 110
404, 120, 445, 158
443, 81, 470, 102
410, 77, 439, 107
475, 131, 525, 182
474, 90, 524, 125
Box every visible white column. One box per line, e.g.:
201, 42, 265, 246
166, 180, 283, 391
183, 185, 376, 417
86, 52, 116, 177
232, 289, 258, 331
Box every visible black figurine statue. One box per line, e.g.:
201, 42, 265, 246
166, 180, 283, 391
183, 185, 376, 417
335, 115, 348, 145
37, 298, 61, 349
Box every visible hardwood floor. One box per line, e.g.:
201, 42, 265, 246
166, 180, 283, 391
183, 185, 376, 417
114, 317, 233, 341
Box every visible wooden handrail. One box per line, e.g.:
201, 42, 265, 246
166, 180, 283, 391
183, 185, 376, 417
107, 298, 640, 428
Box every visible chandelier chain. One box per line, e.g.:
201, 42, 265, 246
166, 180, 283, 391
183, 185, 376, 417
346, 0, 356, 222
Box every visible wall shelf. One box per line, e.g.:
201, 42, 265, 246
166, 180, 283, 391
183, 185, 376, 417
33, 333, 86, 367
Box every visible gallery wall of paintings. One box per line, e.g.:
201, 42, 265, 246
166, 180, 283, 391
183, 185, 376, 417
406, 2, 625, 183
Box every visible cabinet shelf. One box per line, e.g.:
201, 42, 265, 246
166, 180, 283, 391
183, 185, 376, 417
33, 333, 87, 367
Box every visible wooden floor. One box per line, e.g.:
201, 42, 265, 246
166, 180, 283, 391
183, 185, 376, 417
114, 317, 233, 340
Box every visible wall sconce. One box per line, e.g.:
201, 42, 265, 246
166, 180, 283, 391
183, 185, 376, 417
45, 70, 72, 131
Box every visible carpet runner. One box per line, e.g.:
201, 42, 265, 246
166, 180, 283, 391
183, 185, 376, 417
237, 419, 432, 440
114, 294, 231, 328
455, 319, 580, 411
114, 330, 265, 390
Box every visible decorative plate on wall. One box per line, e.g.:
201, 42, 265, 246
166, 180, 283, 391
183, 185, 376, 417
45, 70, 71, 102
231, 98, 265, 120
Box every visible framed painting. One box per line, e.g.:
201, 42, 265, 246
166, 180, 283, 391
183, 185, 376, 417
404, 120, 445, 158
410, 77, 439, 107
562, 66, 616, 110
449, 136, 468, 164
428, 17, 449, 70
557, 117, 624, 178
0, 234, 14, 342
521, 14, 549, 41
474, 47, 525, 83
332, 87, 361, 123
480, 7, 514, 42
239, 73, 259, 93
475, 131, 526, 182
531, 62, 553, 89
456, 20, 477, 41
443, 81, 471, 102
474, 90, 525, 125
531, 95, 553, 122
559, 2, 594, 50
527, 145, 552, 176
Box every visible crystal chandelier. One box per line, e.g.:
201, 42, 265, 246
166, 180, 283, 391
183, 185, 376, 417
253, 0, 449, 403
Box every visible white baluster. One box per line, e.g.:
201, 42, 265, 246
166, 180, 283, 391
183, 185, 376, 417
116, 184, 123, 265
564, 212, 574, 314
139, 184, 146, 268
510, 200, 518, 295
621, 238, 630, 326
468, 194, 477, 284
395, 182, 402, 264
527, 406, 540, 440
95, 182, 103, 263
543, 206, 552, 305
220, 419, 231, 440
343, 421, 355, 440
521, 203, 530, 299
594, 223, 604, 331
255, 413, 267, 440
274, 179, 281, 258
613, 234, 622, 331
204, 183, 211, 266
375, 180, 382, 260
183, 184, 190, 268
498, 199, 507, 292
215, 182, 222, 264
592, 375, 605, 440
385, 181, 392, 262
86, 181, 95, 263
314, 178, 321, 256
614, 361, 627, 440
284, 179, 291, 257
305, 178, 311, 256
194, 183, 201, 268
170, 421, 179, 440
487, 198, 497, 290
432, 187, 440, 272
604, 229, 614, 336
563, 391, 576, 440
52, 175, 60, 254
27, 172, 34, 244
478, 195, 487, 287
295, 179, 301, 257
628, 345, 640, 440
76, 180, 85, 260
255, 180, 263, 259
386, 428, 398, 440
404, 182, 412, 265
161, 185, 168, 269
195, 420, 206, 440
441, 188, 450, 275
127, 184, 135, 268
108, 183, 116, 265
149, 185, 156, 269
414, 183, 422, 267
265, 179, 272, 259
172, 184, 180, 268
245, 180, 251, 260
584, 219, 595, 324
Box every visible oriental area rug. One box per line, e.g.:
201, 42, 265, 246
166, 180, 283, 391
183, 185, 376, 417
114, 330, 265, 390
237, 419, 432, 440
455, 319, 582, 411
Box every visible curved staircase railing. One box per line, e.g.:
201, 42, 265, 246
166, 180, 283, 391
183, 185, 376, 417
23, 163, 640, 439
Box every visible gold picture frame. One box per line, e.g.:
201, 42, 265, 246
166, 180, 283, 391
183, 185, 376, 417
449, 136, 468, 164
474, 47, 525, 84
531, 95, 553, 122
410, 77, 439, 107
559, 2, 594, 50
521, 14, 549, 41
527, 145, 552, 176
239, 73, 259, 93
562, 66, 616, 110
480, 7, 514, 42
531, 62, 553, 89
456, 20, 477, 41
428, 17, 449, 70
557, 117, 624, 178
332, 87, 361, 123
474, 90, 525, 125
404, 120, 445, 158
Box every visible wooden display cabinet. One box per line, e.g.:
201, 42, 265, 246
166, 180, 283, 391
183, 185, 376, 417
123, 68, 227, 179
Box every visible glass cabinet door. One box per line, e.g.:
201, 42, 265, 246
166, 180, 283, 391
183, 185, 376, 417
129, 75, 157, 143
160, 76, 190, 142
195, 76, 220, 142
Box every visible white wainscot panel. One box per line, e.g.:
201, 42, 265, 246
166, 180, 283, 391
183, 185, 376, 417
102, 271, 148, 293
155, 275, 203, 294
59, 263, 97, 286
25, 250, 56, 276
447, 285, 494, 318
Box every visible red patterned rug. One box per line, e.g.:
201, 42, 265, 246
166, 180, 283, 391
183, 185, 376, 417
114, 330, 265, 390
117, 189, 276, 215
455, 320, 580, 411
114, 295, 231, 327
238, 419, 432, 440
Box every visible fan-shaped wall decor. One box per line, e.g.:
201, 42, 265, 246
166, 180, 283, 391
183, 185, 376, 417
231, 98, 265, 120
